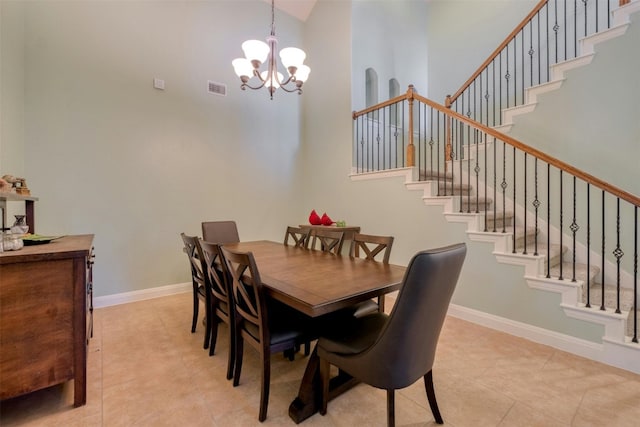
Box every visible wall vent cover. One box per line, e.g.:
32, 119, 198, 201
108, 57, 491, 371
208, 81, 227, 96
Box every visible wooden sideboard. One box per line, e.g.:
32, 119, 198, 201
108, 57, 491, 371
0, 234, 94, 406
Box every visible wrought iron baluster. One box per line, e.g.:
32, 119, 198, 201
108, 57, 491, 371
376, 108, 381, 171
493, 137, 497, 232
554, 0, 559, 64
571, 176, 579, 282
506, 42, 511, 109
547, 163, 551, 278
493, 59, 497, 127
582, 0, 587, 45
502, 142, 507, 234
512, 147, 517, 253
559, 170, 564, 280
484, 132, 488, 231
459, 121, 464, 213
523, 153, 528, 254
476, 130, 480, 214
499, 52, 503, 124
401, 102, 406, 167
614, 198, 622, 314
601, 190, 606, 311
587, 184, 591, 307
467, 113, 471, 213
533, 158, 540, 255
563, 0, 567, 61
634, 205, 638, 343
529, 21, 535, 90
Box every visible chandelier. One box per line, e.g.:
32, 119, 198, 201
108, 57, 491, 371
232, 0, 310, 100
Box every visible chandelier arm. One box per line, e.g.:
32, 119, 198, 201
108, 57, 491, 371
277, 85, 302, 94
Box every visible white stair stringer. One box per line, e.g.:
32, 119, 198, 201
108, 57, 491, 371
349, 167, 640, 374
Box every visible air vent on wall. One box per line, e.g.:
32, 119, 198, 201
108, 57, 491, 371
208, 80, 227, 96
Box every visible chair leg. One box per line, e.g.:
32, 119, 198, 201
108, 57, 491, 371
226, 321, 236, 380
191, 282, 199, 333
208, 318, 219, 356
203, 303, 212, 350
233, 337, 244, 387
319, 358, 330, 416
378, 295, 386, 313
387, 389, 395, 427
424, 370, 443, 424
259, 351, 271, 422
304, 341, 310, 356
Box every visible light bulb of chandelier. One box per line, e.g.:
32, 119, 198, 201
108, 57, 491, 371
241, 39, 269, 65
232, 58, 254, 79
279, 47, 306, 71
294, 64, 310, 83
260, 70, 284, 89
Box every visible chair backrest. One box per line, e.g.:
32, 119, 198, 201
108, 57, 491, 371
180, 233, 204, 286
201, 221, 240, 244
306, 229, 345, 255
349, 233, 394, 264
363, 243, 467, 389
221, 247, 269, 347
284, 226, 311, 248
196, 238, 232, 308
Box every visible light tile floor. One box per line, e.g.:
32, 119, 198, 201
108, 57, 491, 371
1, 292, 640, 426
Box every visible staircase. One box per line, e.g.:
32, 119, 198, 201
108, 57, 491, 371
349, 0, 640, 374
494, 0, 640, 133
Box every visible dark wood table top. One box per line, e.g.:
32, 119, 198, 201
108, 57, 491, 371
222, 240, 406, 317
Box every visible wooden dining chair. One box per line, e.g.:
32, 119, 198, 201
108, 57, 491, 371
180, 233, 209, 349
284, 226, 311, 248
201, 220, 240, 244
221, 246, 311, 422
317, 243, 467, 427
306, 229, 345, 255
196, 238, 235, 380
349, 233, 395, 315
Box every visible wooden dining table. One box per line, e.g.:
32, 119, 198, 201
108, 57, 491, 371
222, 240, 406, 423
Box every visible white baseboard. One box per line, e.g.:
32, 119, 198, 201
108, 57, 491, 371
94, 282, 191, 308
447, 303, 604, 363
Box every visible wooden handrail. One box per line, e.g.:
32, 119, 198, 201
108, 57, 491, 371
352, 93, 408, 120
352, 89, 640, 207
446, 0, 548, 107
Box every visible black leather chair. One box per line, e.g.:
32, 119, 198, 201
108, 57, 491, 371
196, 238, 235, 380
317, 243, 467, 427
221, 246, 311, 422
180, 233, 209, 349
201, 220, 240, 244
284, 226, 311, 248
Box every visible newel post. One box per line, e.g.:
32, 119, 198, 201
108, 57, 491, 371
406, 85, 416, 167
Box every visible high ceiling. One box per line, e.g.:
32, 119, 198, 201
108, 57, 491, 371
265, 0, 317, 22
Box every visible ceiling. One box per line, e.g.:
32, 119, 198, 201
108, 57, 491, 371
265, 0, 318, 22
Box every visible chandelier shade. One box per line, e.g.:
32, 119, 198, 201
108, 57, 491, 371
232, 0, 310, 99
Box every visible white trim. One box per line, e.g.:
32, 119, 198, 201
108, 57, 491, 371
448, 303, 603, 360
94, 282, 191, 308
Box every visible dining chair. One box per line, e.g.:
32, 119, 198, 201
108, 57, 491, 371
317, 243, 467, 427
306, 229, 345, 255
180, 233, 209, 349
196, 238, 235, 380
201, 220, 240, 244
221, 246, 311, 422
284, 226, 311, 248
349, 233, 395, 316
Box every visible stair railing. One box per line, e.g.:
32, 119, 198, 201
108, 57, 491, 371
353, 86, 639, 344
445, 0, 616, 128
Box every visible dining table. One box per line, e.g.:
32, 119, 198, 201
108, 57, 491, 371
222, 240, 406, 423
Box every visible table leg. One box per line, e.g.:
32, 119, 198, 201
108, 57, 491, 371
288, 345, 360, 424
